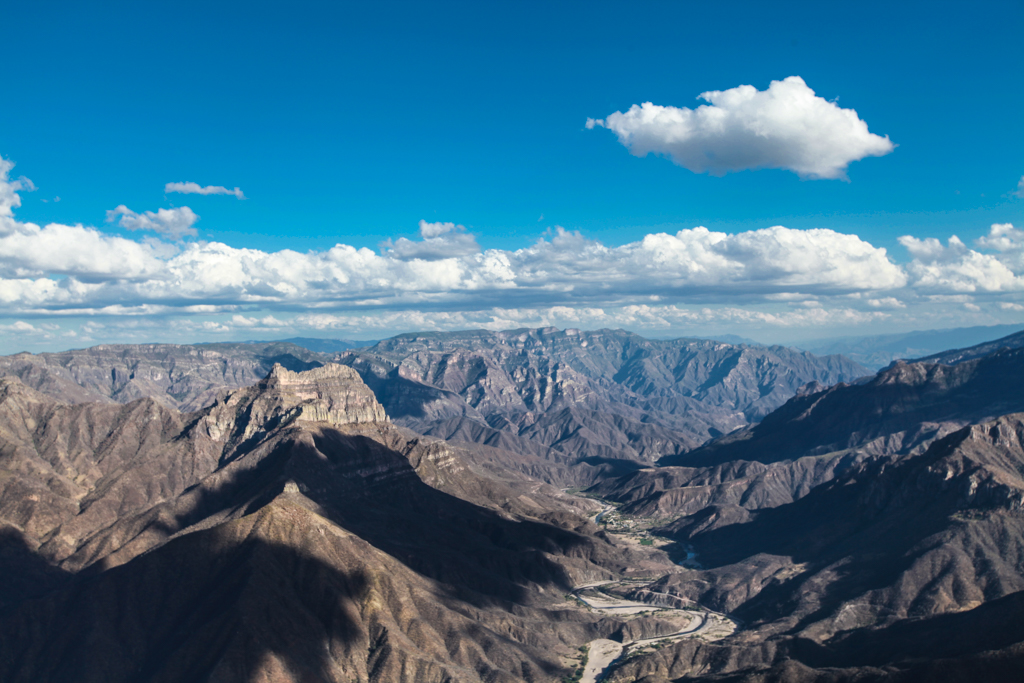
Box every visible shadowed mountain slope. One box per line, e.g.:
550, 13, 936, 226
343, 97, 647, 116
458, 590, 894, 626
589, 347, 1024, 520
0, 363, 670, 683
597, 413, 1024, 683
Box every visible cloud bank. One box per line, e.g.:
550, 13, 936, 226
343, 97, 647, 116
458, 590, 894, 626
587, 76, 894, 179
0, 155, 1022, 350
165, 182, 246, 199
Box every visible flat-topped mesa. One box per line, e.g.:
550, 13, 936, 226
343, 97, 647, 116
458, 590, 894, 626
262, 363, 389, 426
202, 363, 389, 444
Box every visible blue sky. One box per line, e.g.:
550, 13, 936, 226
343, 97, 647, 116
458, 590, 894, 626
1, 0, 1022, 351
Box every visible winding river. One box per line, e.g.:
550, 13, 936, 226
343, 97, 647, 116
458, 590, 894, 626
571, 580, 735, 682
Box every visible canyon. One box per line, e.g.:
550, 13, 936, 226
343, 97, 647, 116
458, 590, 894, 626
1, 328, 1023, 681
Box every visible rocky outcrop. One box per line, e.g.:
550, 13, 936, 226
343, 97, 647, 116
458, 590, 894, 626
198, 363, 388, 445
269, 363, 388, 425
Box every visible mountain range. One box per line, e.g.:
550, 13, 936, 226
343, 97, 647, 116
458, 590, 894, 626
2, 326, 1024, 681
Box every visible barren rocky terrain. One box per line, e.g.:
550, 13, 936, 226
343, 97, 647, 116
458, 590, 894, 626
335, 328, 867, 484
0, 362, 674, 682
2, 327, 1024, 682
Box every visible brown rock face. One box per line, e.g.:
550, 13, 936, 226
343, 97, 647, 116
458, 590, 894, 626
8, 331, 1024, 682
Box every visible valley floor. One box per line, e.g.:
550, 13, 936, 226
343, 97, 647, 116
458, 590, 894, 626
568, 495, 738, 682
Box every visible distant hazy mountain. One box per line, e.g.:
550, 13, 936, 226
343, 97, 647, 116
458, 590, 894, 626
270, 336, 376, 353
0, 341, 327, 411
914, 327, 1024, 365
803, 323, 1024, 369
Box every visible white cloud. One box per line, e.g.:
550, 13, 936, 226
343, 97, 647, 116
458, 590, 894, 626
899, 233, 1024, 292
0, 175, 933, 317
866, 297, 906, 309
381, 220, 481, 260
587, 76, 894, 179
975, 223, 1024, 271
0, 157, 35, 223
106, 205, 199, 240
0, 220, 909, 315
1013, 176, 1024, 199
231, 314, 287, 328
0, 320, 37, 332
165, 182, 246, 200
976, 223, 1024, 252
511, 225, 906, 295
281, 304, 889, 337
0, 221, 165, 281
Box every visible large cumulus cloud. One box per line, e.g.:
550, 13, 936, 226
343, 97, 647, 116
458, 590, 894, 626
899, 230, 1024, 292
587, 76, 894, 179
510, 225, 905, 297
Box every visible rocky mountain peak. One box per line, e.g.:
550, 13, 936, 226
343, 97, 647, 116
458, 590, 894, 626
261, 362, 389, 426
200, 363, 388, 445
